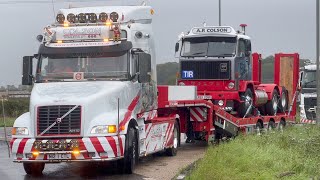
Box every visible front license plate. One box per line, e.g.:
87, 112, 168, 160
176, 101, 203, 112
48, 153, 71, 160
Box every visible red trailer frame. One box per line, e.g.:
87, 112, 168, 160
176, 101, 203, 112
157, 53, 299, 142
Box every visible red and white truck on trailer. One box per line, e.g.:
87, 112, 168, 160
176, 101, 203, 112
170, 24, 300, 141
10, 4, 299, 176
11, 5, 182, 175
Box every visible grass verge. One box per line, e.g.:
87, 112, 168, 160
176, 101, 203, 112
188, 125, 320, 180
0, 117, 16, 127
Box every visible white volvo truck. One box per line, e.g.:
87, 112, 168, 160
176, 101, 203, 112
299, 64, 317, 123
10, 5, 182, 175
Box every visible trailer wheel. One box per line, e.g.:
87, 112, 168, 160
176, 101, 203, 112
266, 89, 279, 115
238, 88, 253, 117
122, 127, 138, 174
23, 162, 45, 175
166, 121, 179, 156
268, 121, 276, 131
279, 120, 286, 132
278, 87, 289, 113
256, 121, 263, 136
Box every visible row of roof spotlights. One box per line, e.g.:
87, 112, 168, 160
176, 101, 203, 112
56, 12, 119, 24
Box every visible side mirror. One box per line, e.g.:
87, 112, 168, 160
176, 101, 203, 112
298, 71, 303, 89
175, 42, 179, 53
22, 56, 34, 85
245, 51, 251, 57
138, 53, 151, 83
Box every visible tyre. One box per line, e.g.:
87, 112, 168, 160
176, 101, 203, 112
279, 120, 286, 131
278, 87, 289, 113
121, 127, 138, 174
268, 121, 276, 131
266, 89, 279, 115
256, 121, 263, 135
23, 162, 45, 175
238, 88, 253, 117
166, 121, 179, 156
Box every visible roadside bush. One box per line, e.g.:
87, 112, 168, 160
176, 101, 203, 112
0, 98, 29, 117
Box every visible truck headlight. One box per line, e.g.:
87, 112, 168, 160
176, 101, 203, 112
12, 127, 29, 135
91, 125, 117, 134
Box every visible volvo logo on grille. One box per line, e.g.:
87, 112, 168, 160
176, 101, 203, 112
56, 118, 62, 124
220, 63, 228, 72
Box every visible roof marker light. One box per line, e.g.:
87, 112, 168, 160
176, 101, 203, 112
78, 13, 86, 23
88, 13, 97, 23
110, 12, 119, 22
56, 14, 65, 24
99, 12, 108, 22
67, 13, 76, 23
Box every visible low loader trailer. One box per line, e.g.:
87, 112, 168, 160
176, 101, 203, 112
10, 5, 299, 176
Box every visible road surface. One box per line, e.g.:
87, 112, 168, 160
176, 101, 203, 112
0, 127, 206, 180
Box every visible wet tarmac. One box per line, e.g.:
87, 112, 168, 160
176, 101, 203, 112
0, 134, 207, 180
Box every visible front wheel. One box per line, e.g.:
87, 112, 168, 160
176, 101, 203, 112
238, 88, 253, 118
23, 162, 45, 175
121, 127, 138, 174
166, 121, 179, 156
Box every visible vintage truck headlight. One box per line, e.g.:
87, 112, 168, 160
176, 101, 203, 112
12, 127, 29, 135
91, 125, 117, 134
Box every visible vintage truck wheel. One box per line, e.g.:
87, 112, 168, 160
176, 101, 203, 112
238, 88, 253, 117
266, 89, 279, 115
122, 127, 138, 174
166, 121, 179, 156
23, 162, 45, 175
278, 87, 289, 113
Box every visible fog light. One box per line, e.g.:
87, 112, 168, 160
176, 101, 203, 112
72, 150, 80, 155
58, 140, 68, 151
228, 82, 235, 89
218, 100, 224, 106
70, 139, 79, 150
33, 140, 43, 151
32, 151, 39, 157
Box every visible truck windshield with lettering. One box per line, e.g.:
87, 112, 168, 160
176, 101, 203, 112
181, 36, 236, 57
36, 52, 129, 82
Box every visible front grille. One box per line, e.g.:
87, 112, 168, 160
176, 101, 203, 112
304, 97, 317, 107
37, 105, 81, 136
181, 60, 231, 80
304, 97, 317, 120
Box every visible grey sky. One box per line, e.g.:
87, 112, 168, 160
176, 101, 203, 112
0, 0, 315, 85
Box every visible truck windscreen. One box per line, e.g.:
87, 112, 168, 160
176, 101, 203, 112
36, 52, 129, 82
181, 36, 236, 57
302, 71, 316, 88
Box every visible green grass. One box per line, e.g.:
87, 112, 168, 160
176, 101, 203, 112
188, 125, 320, 180
0, 117, 16, 127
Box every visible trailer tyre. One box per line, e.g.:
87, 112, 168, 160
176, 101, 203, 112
266, 89, 279, 115
238, 88, 253, 117
23, 162, 45, 176
278, 87, 289, 113
268, 121, 276, 131
166, 121, 179, 156
122, 127, 138, 174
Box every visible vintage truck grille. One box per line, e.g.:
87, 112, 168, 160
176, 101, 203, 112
181, 60, 231, 80
304, 97, 317, 120
37, 105, 81, 136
